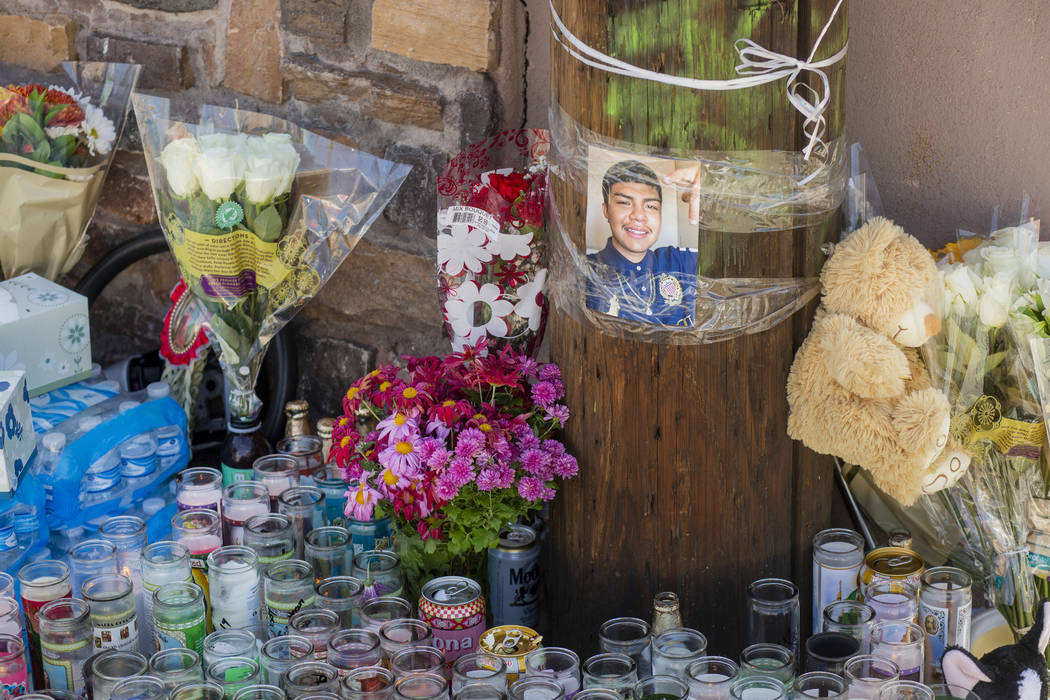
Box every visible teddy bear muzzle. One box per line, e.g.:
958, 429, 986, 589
925, 313, 941, 337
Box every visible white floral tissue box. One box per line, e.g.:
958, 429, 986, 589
0, 371, 35, 492
0, 274, 91, 397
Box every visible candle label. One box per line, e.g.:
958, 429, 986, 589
265, 593, 314, 638
0, 665, 27, 697
812, 559, 861, 632
919, 599, 971, 665
258, 550, 294, 566
41, 641, 88, 700
92, 609, 139, 651
212, 578, 261, 631
177, 499, 220, 512
155, 609, 206, 655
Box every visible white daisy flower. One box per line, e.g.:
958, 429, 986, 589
80, 102, 116, 156
437, 223, 491, 276
485, 231, 534, 261
443, 280, 514, 340
513, 268, 548, 331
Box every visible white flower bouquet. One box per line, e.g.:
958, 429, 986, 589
0, 62, 140, 280
133, 94, 411, 421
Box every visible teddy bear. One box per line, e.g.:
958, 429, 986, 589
786, 217, 970, 505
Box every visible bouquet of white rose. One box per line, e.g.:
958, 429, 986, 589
133, 95, 411, 421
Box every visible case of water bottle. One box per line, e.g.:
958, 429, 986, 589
31, 381, 190, 528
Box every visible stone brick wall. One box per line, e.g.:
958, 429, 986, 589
0, 0, 527, 419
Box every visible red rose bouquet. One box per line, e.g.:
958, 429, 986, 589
436, 129, 550, 355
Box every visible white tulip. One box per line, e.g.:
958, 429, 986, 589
160, 137, 201, 198
194, 143, 244, 201
978, 274, 1014, 328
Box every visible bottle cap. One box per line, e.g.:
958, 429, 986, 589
228, 416, 261, 433
96, 380, 121, 393
316, 417, 334, 439
42, 432, 67, 452
146, 382, 171, 400
285, 400, 309, 418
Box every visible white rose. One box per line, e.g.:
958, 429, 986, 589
160, 137, 201, 198
194, 143, 244, 201
243, 154, 287, 205
978, 274, 1014, 328
941, 265, 979, 309
262, 133, 300, 194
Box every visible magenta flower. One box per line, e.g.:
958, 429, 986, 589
544, 404, 570, 424
378, 436, 422, 476
434, 475, 460, 501
476, 468, 500, 491
426, 419, 451, 441
455, 428, 487, 458
539, 364, 561, 382
517, 476, 545, 501
493, 465, 515, 489
542, 486, 556, 500
345, 481, 381, 521
553, 453, 579, 479
541, 439, 566, 458
531, 381, 558, 407
518, 356, 539, 378
376, 412, 418, 441
426, 445, 451, 469
448, 456, 476, 488
521, 448, 549, 475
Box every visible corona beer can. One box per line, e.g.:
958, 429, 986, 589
419, 576, 486, 664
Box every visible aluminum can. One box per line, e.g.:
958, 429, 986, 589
419, 576, 486, 664
811, 528, 864, 632
488, 525, 540, 627
919, 567, 972, 674
861, 547, 924, 596
479, 625, 542, 683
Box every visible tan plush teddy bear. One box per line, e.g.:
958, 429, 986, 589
786, 217, 970, 505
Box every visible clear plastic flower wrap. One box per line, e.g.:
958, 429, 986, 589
436, 129, 550, 354
133, 94, 411, 421
0, 62, 141, 280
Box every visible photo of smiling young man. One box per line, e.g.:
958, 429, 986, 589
585, 159, 698, 326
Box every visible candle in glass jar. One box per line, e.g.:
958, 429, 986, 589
263, 560, 315, 640
39, 597, 93, 699
81, 574, 139, 652
222, 482, 271, 547
0, 634, 27, 697
253, 455, 300, 509
207, 546, 262, 639
18, 560, 72, 690
178, 468, 224, 515
173, 509, 222, 615
871, 622, 924, 683
0, 596, 21, 638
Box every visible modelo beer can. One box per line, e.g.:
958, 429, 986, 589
489, 524, 540, 627
419, 576, 486, 664
919, 567, 972, 675
861, 546, 924, 595
812, 528, 864, 633
479, 624, 543, 682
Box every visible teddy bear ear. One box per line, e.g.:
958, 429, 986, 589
844, 217, 906, 271
821, 217, 904, 291
942, 648, 993, 692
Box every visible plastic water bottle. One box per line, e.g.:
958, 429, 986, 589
118, 398, 159, 480
147, 382, 182, 470
14, 506, 38, 549
38, 432, 67, 480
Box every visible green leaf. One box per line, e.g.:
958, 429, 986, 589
188, 195, 220, 234
252, 205, 283, 243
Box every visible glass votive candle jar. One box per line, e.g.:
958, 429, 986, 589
149, 647, 204, 691
207, 656, 262, 697
876, 680, 934, 700
0, 634, 27, 696
111, 675, 167, 700
745, 579, 800, 662
82, 573, 139, 652
739, 645, 794, 685
172, 509, 222, 600
207, 545, 263, 639
153, 581, 207, 655
282, 660, 342, 698
394, 672, 449, 700
792, 672, 846, 700
245, 513, 296, 566
222, 482, 271, 546
352, 551, 404, 600
142, 542, 193, 644
290, 608, 341, 661
204, 629, 259, 668
865, 582, 918, 623
254, 454, 301, 509
844, 655, 900, 700
509, 677, 564, 700
232, 684, 288, 700
598, 618, 652, 678
452, 652, 508, 693
311, 466, 349, 527
278, 435, 325, 477
925, 684, 979, 700
0, 596, 21, 638
803, 632, 859, 675
264, 559, 316, 639
261, 635, 315, 685
392, 646, 446, 679
329, 629, 384, 676
524, 647, 580, 698
170, 680, 226, 700
871, 621, 925, 682
361, 597, 414, 634
822, 600, 876, 654
279, 487, 326, 560
18, 559, 73, 689
39, 597, 93, 699
581, 653, 638, 698
651, 628, 708, 678
0, 572, 14, 600
685, 657, 738, 700
728, 677, 786, 700
90, 649, 148, 700
305, 528, 351, 583
454, 683, 507, 700
379, 619, 434, 663
343, 665, 397, 700
634, 676, 688, 700
177, 467, 224, 514
69, 539, 118, 596
316, 576, 364, 628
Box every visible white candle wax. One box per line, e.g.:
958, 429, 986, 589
178, 487, 221, 511
209, 568, 260, 630
177, 533, 221, 557
222, 501, 269, 546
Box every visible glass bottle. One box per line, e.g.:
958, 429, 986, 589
918, 567, 972, 676
146, 381, 184, 471
305, 528, 350, 583
282, 661, 341, 698
360, 597, 414, 634
0, 634, 27, 697
597, 618, 652, 679
170, 680, 226, 700
378, 619, 434, 664
90, 649, 148, 700
570, 691, 620, 700
802, 632, 859, 675
0, 572, 14, 600
347, 511, 393, 558
394, 673, 449, 700
172, 509, 222, 629
68, 540, 118, 597
206, 656, 262, 697
278, 487, 326, 560
263, 559, 316, 640
524, 648, 580, 698
244, 513, 296, 566
684, 657, 739, 700
343, 665, 396, 700
142, 541, 194, 649
39, 598, 93, 698
392, 646, 446, 679
316, 417, 334, 463
352, 551, 403, 600
254, 455, 300, 509
453, 652, 507, 694
745, 579, 800, 662
285, 401, 313, 438
261, 635, 314, 685
207, 546, 263, 639
19, 560, 73, 689
154, 582, 207, 655
580, 653, 637, 697
149, 647, 204, 692
222, 482, 271, 547
454, 684, 506, 700
277, 436, 325, 478
221, 417, 273, 486
632, 676, 687, 700
177, 467, 224, 514
289, 609, 340, 661
111, 675, 167, 700
651, 592, 682, 636
204, 629, 259, 668
97, 516, 148, 656
316, 576, 363, 628
651, 628, 707, 678
81, 573, 139, 652
327, 629, 383, 676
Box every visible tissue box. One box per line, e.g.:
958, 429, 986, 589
0, 274, 91, 397
0, 371, 35, 492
